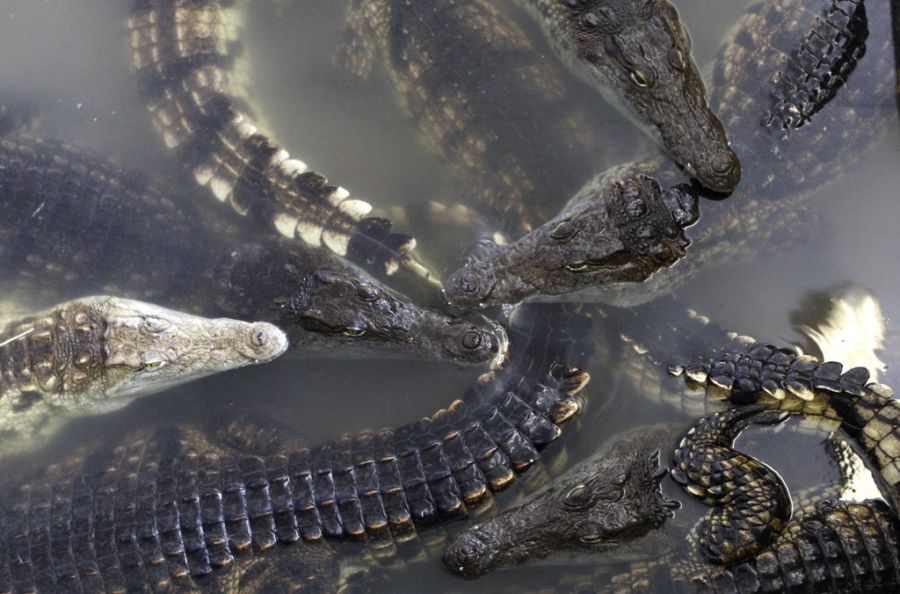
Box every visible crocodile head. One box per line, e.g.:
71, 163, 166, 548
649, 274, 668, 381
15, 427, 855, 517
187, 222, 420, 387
441, 449, 678, 578
281, 268, 506, 363
98, 296, 288, 400
215, 243, 506, 364
551, 0, 740, 192
445, 171, 698, 308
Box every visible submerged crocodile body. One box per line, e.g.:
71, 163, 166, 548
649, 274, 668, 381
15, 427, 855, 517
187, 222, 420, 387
443, 0, 897, 307
128, 0, 426, 279
0, 304, 594, 592
0, 135, 502, 365
338, 0, 621, 236
0, 296, 286, 451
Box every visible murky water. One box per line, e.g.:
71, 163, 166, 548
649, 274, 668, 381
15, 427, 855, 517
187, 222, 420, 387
1, 0, 898, 592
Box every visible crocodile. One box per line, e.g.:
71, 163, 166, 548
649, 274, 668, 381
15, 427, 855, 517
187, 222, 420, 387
437, 287, 900, 589
441, 407, 785, 578
0, 135, 503, 365
446, 166, 699, 309
442, 0, 896, 308
518, 0, 741, 193
0, 303, 596, 593
127, 0, 431, 280
439, 369, 900, 590
340, 0, 738, 202
0, 295, 287, 453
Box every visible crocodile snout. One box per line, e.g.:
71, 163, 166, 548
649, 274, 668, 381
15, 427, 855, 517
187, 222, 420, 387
695, 148, 741, 193
442, 532, 496, 578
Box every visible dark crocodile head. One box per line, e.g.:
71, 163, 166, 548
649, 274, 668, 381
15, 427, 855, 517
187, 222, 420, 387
445, 171, 698, 308
555, 0, 740, 192
216, 243, 506, 364
283, 268, 505, 363
441, 449, 678, 578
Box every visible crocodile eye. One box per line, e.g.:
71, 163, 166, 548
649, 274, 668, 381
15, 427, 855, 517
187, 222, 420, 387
141, 354, 165, 369
566, 261, 589, 272
142, 318, 170, 333
670, 48, 686, 70
356, 283, 379, 301
563, 484, 592, 509
342, 327, 366, 337
550, 220, 577, 241
629, 69, 649, 88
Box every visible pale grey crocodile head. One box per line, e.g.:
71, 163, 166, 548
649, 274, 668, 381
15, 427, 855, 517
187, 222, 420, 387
441, 448, 677, 578
445, 171, 699, 308
537, 0, 740, 192
61, 296, 287, 405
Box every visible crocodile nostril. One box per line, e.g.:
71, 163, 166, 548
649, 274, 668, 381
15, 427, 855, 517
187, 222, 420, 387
461, 330, 483, 350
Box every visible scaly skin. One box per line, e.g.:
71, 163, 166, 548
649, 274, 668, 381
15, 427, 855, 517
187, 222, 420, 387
441, 407, 788, 578
521, 0, 740, 193
0, 304, 592, 593
338, 0, 615, 236
446, 0, 896, 308
127, 0, 430, 280
670, 342, 900, 509
0, 135, 503, 365
445, 166, 699, 308
441, 447, 676, 578
0, 296, 286, 452
603, 499, 900, 593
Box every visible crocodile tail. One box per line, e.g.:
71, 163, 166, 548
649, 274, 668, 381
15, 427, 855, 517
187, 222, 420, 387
128, 0, 422, 278
671, 344, 900, 507
763, 0, 869, 134
670, 408, 792, 566
681, 499, 900, 594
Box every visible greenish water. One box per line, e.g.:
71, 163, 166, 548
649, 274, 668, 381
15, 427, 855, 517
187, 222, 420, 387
0, 1, 898, 592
